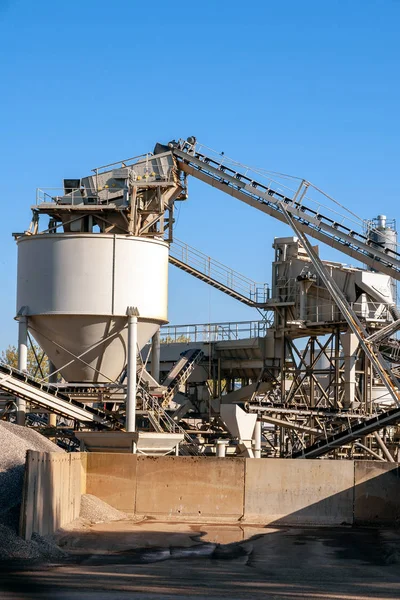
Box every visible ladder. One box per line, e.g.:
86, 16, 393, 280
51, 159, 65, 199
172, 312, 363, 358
139, 386, 201, 456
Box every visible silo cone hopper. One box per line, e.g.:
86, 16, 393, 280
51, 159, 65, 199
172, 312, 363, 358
29, 315, 160, 383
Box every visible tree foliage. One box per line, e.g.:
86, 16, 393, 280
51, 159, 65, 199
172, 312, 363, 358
1, 343, 49, 378
160, 334, 191, 344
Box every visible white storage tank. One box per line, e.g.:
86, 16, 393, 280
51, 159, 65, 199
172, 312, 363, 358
17, 233, 168, 383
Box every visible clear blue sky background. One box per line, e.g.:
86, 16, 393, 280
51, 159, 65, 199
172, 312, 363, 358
0, 0, 399, 349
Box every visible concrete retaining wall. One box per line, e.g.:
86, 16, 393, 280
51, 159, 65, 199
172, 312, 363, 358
84, 455, 400, 525
244, 459, 354, 525
354, 461, 400, 525
84, 454, 245, 520
135, 456, 245, 520
20, 451, 82, 540
22, 452, 400, 534
85, 453, 137, 513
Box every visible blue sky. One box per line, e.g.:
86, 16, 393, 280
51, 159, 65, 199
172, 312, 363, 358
1, 0, 400, 349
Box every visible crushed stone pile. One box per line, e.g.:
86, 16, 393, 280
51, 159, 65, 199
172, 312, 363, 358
0, 420, 64, 560
0, 420, 63, 515
0, 525, 67, 561
80, 494, 129, 523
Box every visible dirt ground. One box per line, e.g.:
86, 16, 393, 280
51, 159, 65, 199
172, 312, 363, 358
1, 520, 400, 599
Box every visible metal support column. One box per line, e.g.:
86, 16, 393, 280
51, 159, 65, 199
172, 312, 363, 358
216, 439, 228, 457
151, 329, 161, 383
126, 307, 139, 436
253, 420, 262, 458
341, 332, 358, 409
17, 313, 28, 425
373, 431, 395, 462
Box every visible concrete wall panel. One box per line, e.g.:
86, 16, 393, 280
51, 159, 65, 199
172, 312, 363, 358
20, 451, 82, 540
354, 461, 400, 524
85, 453, 137, 513
244, 459, 354, 525
135, 456, 245, 520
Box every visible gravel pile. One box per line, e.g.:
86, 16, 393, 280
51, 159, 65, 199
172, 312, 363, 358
80, 494, 129, 523
0, 525, 67, 561
0, 420, 63, 515
0, 420, 65, 561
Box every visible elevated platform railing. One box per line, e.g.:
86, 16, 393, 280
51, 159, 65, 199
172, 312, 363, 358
161, 320, 270, 343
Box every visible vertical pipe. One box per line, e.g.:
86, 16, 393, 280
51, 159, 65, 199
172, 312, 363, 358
216, 440, 227, 457
253, 420, 262, 458
217, 358, 221, 399
151, 329, 161, 383
126, 307, 139, 436
17, 315, 28, 425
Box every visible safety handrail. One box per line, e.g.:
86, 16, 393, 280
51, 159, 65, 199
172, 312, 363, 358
170, 238, 270, 305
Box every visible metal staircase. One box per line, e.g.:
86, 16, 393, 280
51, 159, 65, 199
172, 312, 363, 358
0, 362, 121, 428
169, 238, 269, 307
161, 348, 204, 408
171, 140, 400, 280
139, 386, 200, 456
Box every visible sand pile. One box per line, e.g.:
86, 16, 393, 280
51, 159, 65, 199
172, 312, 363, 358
80, 494, 129, 523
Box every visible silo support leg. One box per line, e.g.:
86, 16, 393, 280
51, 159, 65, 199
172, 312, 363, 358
126, 307, 139, 436
151, 330, 161, 383
253, 420, 262, 458
17, 315, 28, 426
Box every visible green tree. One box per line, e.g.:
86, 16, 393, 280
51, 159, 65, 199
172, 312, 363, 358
161, 334, 191, 344
1, 343, 49, 378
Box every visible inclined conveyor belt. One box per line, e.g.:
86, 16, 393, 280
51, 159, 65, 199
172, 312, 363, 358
172, 142, 400, 280
0, 362, 119, 427
292, 405, 400, 459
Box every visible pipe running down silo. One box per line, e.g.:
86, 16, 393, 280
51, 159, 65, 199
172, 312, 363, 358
126, 306, 139, 435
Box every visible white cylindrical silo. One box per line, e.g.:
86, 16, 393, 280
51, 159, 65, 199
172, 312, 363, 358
367, 215, 398, 306
16, 233, 168, 383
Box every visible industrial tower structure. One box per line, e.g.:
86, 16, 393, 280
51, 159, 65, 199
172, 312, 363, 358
2, 137, 400, 460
